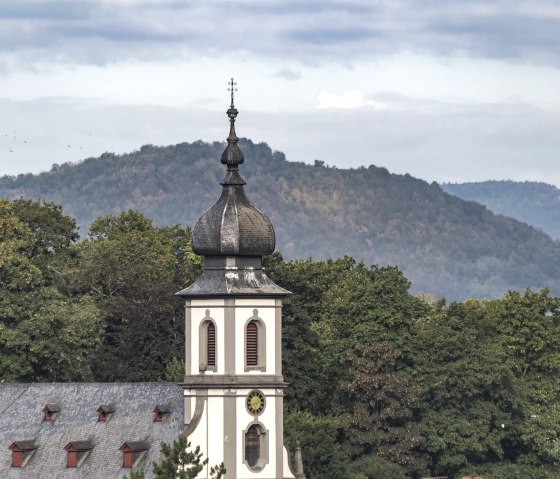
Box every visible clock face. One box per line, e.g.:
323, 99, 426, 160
246, 391, 265, 415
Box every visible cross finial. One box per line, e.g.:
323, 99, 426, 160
227, 77, 237, 107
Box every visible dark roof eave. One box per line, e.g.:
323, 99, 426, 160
175, 268, 291, 298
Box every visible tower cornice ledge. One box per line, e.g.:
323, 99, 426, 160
181, 374, 287, 389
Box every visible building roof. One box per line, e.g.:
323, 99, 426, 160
0, 382, 184, 478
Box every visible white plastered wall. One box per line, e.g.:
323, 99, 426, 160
184, 298, 286, 478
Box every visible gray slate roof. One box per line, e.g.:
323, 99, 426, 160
0, 382, 184, 478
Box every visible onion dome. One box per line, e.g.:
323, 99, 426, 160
192, 83, 275, 257
177, 79, 289, 298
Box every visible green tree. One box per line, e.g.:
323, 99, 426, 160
10, 198, 79, 260
71, 210, 199, 381
124, 436, 225, 479
0, 199, 101, 381
486, 290, 560, 466
284, 411, 351, 479
265, 254, 357, 414
340, 345, 427, 474
413, 300, 513, 476
347, 454, 407, 479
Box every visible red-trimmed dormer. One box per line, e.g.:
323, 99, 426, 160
97, 404, 115, 422
9, 440, 37, 468
119, 441, 149, 468
64, 441, 93, 468
43, 404, 61, 421
153, 405, 170, 422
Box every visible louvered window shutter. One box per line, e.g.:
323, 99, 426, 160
207, 322, 216, 367
246, 322, 258, 366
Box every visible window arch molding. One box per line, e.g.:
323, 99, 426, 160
244, 309, 266, 372
242, 421, 269, 472
199, 310, 217, 372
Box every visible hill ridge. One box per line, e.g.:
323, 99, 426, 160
2, 140, 560, 301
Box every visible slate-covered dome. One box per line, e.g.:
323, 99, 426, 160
191, 89, 275, 257
192, 184, 276, 256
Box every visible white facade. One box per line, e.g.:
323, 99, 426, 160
183, 298, 294, 479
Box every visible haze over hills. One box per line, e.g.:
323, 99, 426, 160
441, 181, 560, 240
1, 140, 560, 301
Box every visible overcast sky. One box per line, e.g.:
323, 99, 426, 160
1, 0, 560, 186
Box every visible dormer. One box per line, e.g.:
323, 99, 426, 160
119, 441, 149, 468
97, 404, 115, 422
9, 440, 37, 468
64, 441, 93, 468
153, 405, 170, 422
43, 404, 61, 421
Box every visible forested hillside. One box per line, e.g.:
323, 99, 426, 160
2, 140, 560, 300
442, 180, 560, 240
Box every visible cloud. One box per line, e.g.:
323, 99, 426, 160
2, 96, 559, 188
1, 0, 559, 68
273, 68, 302, 81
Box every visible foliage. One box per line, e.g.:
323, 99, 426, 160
478, 462, 560, 479
265, 254, 357, 414
123, 436, 225, 479
0, 199, 101, 381
70, 210, 198, 381
340, 345, 426, 473
4, 197, 560, 477
151, 435, 225, 479
347, 454, 407, 479
284, 411, 351, 479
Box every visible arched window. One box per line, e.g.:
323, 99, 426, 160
245, 314, 266, 371
243, 423, 268, 471
199, 310, 217, 372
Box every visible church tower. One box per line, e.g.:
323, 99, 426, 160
177, 81, 295, 479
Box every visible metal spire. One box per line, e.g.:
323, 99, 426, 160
221, 77, 245, 183
228, 77, 237, 108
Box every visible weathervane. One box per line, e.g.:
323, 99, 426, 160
227, 77, 237, 107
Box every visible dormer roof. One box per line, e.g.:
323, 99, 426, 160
9, 440, 37, 452
64, 441, 94, 451
120, 441, 149, 452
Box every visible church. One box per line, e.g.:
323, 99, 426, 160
0, 85, 300, 479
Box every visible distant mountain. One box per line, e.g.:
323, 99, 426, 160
2, 140, 560, 301
441, 181, 560, 240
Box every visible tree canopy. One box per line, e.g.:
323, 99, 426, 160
2, 199, 560, 477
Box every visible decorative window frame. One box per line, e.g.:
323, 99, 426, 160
242, 421, 269, 472
199, 310, 217, 372
244, 309, 266, 372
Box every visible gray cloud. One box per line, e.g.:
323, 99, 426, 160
1, 0, 559, 67
273, 68, 302, 81
1, 96, 559, 187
